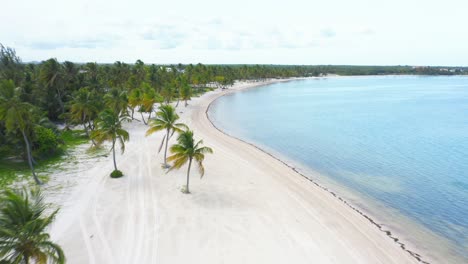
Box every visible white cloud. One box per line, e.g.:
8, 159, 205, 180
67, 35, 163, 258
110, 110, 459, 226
0, 0, 467, 65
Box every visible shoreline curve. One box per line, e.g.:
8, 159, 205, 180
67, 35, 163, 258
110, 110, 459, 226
204, 79, 430, 264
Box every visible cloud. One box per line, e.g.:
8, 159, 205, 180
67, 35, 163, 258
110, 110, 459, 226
141, 20, 323, 51
26, 38, 117, 50
18, 15, 335, 54
142, 25, 188, 49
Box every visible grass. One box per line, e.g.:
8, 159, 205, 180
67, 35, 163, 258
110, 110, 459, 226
0, 159, 29, 187
61, 129, 89, 147
192, 87, 215, 97
0, 129, 90, 188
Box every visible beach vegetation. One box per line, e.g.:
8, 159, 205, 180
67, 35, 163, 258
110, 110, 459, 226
167, 129, 213, 193
91, 109, 130, 177
110, 169, 123, 178
104, 88, 128, 116
139, 82, 163, 125
67, 87, 102, 146
180, 81, 193, 107
128, 88, 142, 120
0, 79, 42, 185
146, 105, 187, 167
32, 126, 60, 158
0, 188, 65, 264
2, 42, 466, 187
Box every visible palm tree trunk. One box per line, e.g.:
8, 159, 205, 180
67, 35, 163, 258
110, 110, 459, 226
83, 121, 97, 146
185, 99, 188, 107
56, 87, 65, 115
88, 120, 95, 131
164, 128, 170, 166
176, 98, 180, 107
148, 111, 152, 120
22, 130, 41, 185
112, 138, 117, 171
185, 158, 192, 193
140, 112, 147, 125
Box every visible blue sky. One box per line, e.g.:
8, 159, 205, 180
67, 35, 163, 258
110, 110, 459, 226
1, 0, 467, 65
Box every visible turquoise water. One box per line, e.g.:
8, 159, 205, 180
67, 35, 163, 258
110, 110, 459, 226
209, 76, 468, 261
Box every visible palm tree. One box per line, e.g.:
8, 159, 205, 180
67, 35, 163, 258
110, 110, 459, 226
0, 188, 65, 263
139, 84, 162, 125
160, 84, 174, 104
104, 88, 128, 115
0, 44, 23, 86
0, 80, 41, 184
63, 61, 78, 90
39, 58, 65, 116
146, 104, 186, 167
167, 130, 213, 193
91, 109, 130, 177
174, 76, 190, 107
180, 84, 192, 107
68, 87, 99, 145
128, 88, 142, 120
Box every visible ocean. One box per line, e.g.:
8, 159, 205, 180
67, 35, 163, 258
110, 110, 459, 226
208, 76, 468, 262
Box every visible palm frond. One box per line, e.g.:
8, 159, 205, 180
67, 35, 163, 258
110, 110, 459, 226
145, 125, 164, 136
196, 159, 205, 178
0, 188, 64, 264
166, 129, 213, 183
167, 156, 189, 172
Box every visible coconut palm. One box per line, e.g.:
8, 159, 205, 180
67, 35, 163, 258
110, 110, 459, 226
139, 83, 162, 125
180, 84, 192, 107
104, 88, 128, 115
39, 58, 65, 116
160, 84, 174, 104
68, 87, 100, 145
0, 80, 41, 184
167, 130, 213, 193
91, 109, 130, 176
0, 188, 65, 264
146, 104, 187, 167
128, 88, 142, 120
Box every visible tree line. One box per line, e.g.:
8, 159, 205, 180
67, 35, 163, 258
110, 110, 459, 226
1, 43, 467, 186
1, 43, 466, 263
0, 44, 307, 186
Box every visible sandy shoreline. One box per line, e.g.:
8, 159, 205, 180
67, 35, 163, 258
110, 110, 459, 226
205, 80, 431, 263
49, 78, 424, 263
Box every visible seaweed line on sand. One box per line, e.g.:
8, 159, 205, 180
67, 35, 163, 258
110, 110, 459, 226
205, 84, 430, 264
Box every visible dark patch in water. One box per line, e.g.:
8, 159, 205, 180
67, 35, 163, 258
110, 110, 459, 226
451, 180, 468, 191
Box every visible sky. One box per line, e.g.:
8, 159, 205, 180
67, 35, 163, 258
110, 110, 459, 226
1, 0, 467, 66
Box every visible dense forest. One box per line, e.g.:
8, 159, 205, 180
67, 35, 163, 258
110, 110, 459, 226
0, 43, 467, 185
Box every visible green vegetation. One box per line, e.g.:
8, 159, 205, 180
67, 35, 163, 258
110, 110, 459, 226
1, 41, 466, 186
0, 160, 30, 187
110, 169, 123, 178
167, 130, 213, 194
60, 130, 89, 146
91, 109, 130, 177
0, 79, 42, 184
0, 188, 65, 263
146, 105, 187, 167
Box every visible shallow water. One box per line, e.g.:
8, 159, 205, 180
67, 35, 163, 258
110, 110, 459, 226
209, 76, 468, 261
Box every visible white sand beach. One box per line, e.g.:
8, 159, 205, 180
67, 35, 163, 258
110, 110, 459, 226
48, 79, 421, 264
